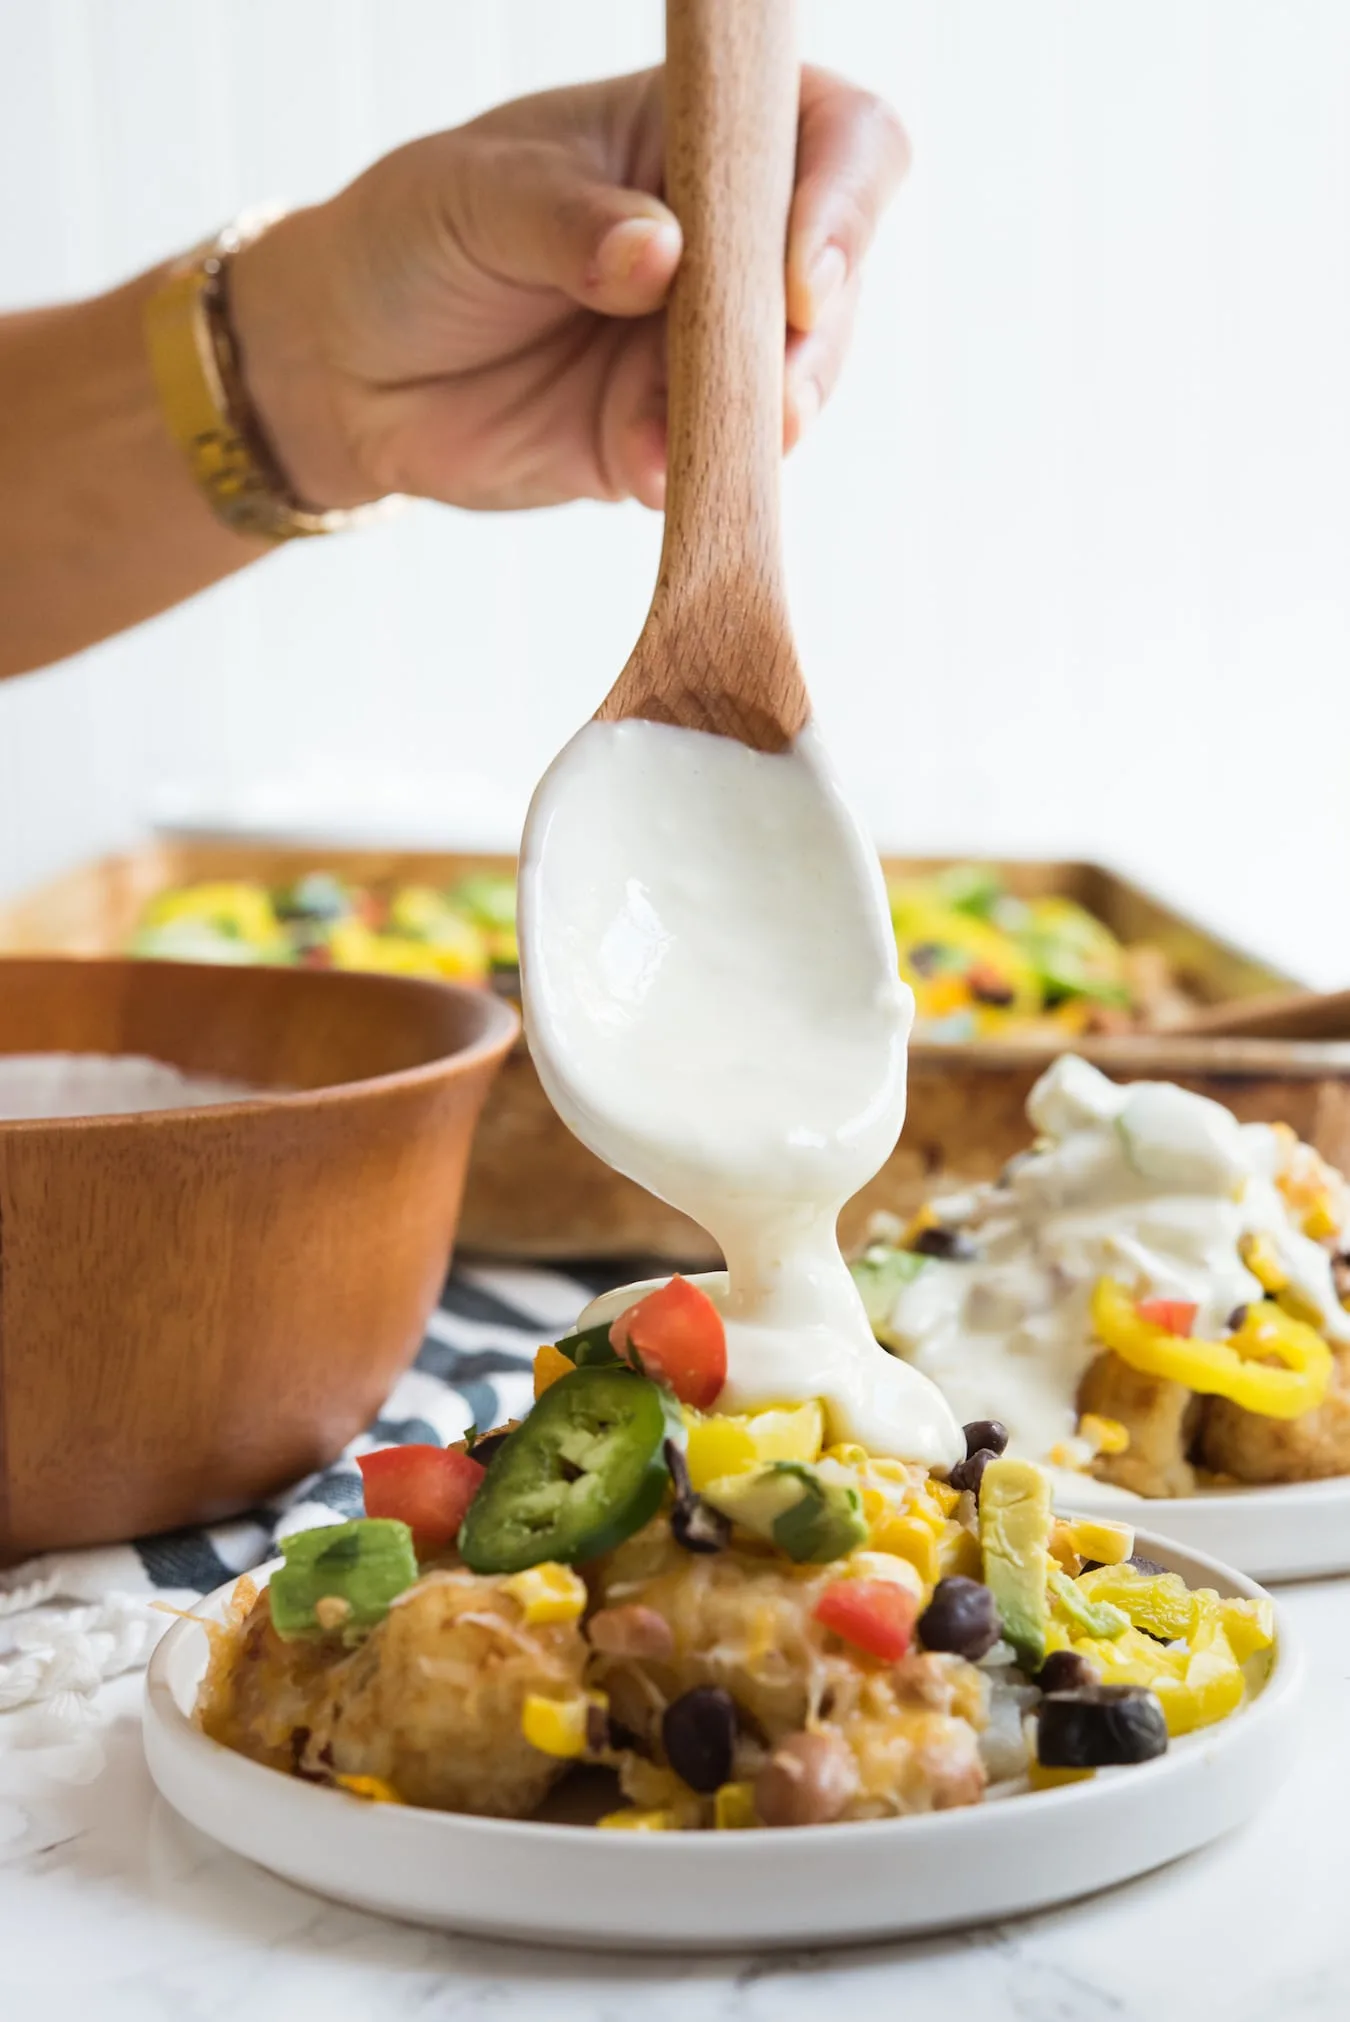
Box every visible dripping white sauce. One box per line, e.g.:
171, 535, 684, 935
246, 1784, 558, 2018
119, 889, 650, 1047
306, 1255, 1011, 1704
873, 1053, 1350, 1467
519, 718, 962, 1469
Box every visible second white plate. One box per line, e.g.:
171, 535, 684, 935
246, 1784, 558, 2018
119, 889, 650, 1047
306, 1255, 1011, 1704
143, 1529, 1301, 1951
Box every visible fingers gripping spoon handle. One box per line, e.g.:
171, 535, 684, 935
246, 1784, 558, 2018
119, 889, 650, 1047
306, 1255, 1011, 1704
519, 1, 963, 1471
597, 0, 807, 752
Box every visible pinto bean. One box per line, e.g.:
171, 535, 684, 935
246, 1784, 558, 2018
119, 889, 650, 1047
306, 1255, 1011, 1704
585, 1604, 675, 1661
754, 1729, 858, 1828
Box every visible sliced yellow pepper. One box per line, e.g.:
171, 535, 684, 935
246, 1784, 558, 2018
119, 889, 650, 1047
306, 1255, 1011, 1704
1076, 1565, 1194, 1641
1219, 1594, 1276, 1661
1061, 1517, 1134, 1565
1091, 1277, 1332, 1419
685, 1400, 824, 1492
533, 1342, 574, 1399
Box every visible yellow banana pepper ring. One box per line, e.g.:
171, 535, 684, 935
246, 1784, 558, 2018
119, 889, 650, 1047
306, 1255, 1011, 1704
1091, 1277, 1332, 1419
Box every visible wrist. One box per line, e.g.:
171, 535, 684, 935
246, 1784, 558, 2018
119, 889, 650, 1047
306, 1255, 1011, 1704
228, 208, 379, 513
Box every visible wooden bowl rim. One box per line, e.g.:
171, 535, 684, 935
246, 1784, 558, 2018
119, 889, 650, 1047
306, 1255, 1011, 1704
909, 1034, 1350, 1080
0, 956, 520, 1136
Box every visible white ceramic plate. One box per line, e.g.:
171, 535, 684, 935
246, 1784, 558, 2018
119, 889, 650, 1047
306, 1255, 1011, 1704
143, 1530, 1301, 1951
1100, 1476, 1350, 1585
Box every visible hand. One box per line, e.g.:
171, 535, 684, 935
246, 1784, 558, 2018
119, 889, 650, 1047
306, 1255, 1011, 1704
231, 67, 908, 514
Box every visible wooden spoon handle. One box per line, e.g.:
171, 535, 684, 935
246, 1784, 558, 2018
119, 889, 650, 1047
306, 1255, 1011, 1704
599, 0, 809, 750
662, 0, 798, 605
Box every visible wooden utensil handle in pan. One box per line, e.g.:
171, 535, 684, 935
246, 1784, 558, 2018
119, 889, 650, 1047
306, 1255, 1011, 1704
599, 0, 810, 750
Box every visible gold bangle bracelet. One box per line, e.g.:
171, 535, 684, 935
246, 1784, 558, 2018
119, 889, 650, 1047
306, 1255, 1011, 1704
144, 210, 388, 542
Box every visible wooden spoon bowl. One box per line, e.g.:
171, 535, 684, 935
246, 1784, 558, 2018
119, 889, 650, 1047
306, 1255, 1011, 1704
0, 957, 517, 1562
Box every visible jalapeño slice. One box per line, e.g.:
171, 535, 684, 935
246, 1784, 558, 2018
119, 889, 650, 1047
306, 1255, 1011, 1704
458, 1365, 680, 1574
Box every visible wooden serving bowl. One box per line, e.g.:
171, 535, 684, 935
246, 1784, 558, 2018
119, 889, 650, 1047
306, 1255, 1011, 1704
0, 958, 517, 1562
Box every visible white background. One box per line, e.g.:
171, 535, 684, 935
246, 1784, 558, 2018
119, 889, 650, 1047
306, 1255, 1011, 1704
1, 0, 1348, 981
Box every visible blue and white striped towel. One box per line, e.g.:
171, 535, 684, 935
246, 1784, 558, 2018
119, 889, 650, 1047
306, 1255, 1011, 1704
0, 1260, 630, 1728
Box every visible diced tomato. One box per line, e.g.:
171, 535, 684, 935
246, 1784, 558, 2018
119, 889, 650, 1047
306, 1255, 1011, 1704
1136, 1298, 1199, 1338
813, 1579, 918, 1663
609, 1276, 727, 1410
610, 1276, 727, 1409
357, 1445, 485, 1554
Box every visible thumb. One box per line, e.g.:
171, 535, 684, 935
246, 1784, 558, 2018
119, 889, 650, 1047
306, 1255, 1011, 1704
449, 138, 682, 315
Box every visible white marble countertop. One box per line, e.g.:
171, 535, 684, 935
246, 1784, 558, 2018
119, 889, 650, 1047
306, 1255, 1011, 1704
0, 1578, 1345, 2022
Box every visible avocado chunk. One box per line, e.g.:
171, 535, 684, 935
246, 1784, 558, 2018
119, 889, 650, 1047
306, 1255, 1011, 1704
978, 1456, 1054, 1667
1048, 1569, 1129, 1641
269, 1518, 418, 1643
702, 1459, 867, 1564
849, 1244, 930, 1333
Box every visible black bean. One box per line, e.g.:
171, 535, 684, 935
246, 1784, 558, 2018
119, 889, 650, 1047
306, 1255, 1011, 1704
1125, 1553, 1168, 1576
585, 1702, 611, 1754
948, 1447, 998, 1500
671, 1498, 732, 1554
907, 942, 944, 976
664, 1439, 731, 1555
962, 1419, 1009, 1460
917, 1577, 1001, 1661
1035, 1650, 1100, 1694
1225, 1304, 1249, 1334
662, 1687, 737, 1792
911, 1226, 976, 1261
1036, 1685, 1169, 1769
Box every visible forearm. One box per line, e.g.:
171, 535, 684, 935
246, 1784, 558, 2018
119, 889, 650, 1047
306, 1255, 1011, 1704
0, 268, 268, 682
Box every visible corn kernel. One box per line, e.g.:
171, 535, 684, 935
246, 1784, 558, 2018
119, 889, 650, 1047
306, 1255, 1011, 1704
713, 1782, 758, 1830
1240, 1233, 1289, 1294
823, 1442, 871, 1472
1077, 1414, 1130, 1458
533, 1342, 574, 1398
334, 1774, 402, 1804
1063, 1518, 1135, 1566
928, 1479, 960, 1517
521, 1692, 602, 1759
502, 1562, 587, 1626
1029, 1762, 1095, 1792
844, 1550, 926, 1599
937, 1524, 983, 1581
868, 1511, 940, 1585
1303, 1194, 1339, 1242
597, 1808, 677, 1831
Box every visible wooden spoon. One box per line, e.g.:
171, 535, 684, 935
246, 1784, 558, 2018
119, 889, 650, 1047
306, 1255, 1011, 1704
596, 0, 808, 754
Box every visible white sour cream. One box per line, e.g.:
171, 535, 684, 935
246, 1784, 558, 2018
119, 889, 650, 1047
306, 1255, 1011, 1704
875, 1054, 1350, 1464
519, 719, 963, 1469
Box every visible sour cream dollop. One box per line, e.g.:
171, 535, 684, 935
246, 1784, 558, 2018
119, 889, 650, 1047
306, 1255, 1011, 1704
518, 719, 963, 1469
875, 1054, 1350, 1465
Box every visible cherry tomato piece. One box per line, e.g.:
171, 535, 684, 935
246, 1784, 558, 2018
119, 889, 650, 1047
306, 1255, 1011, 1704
609, 1276, 727, 1409
813, 1578, 918, 1663
357, 1445, 485, 1553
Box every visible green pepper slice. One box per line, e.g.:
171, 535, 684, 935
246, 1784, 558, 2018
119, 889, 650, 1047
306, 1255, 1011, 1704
555, 1320, 623, 1368
458, 1365, 680, 1574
